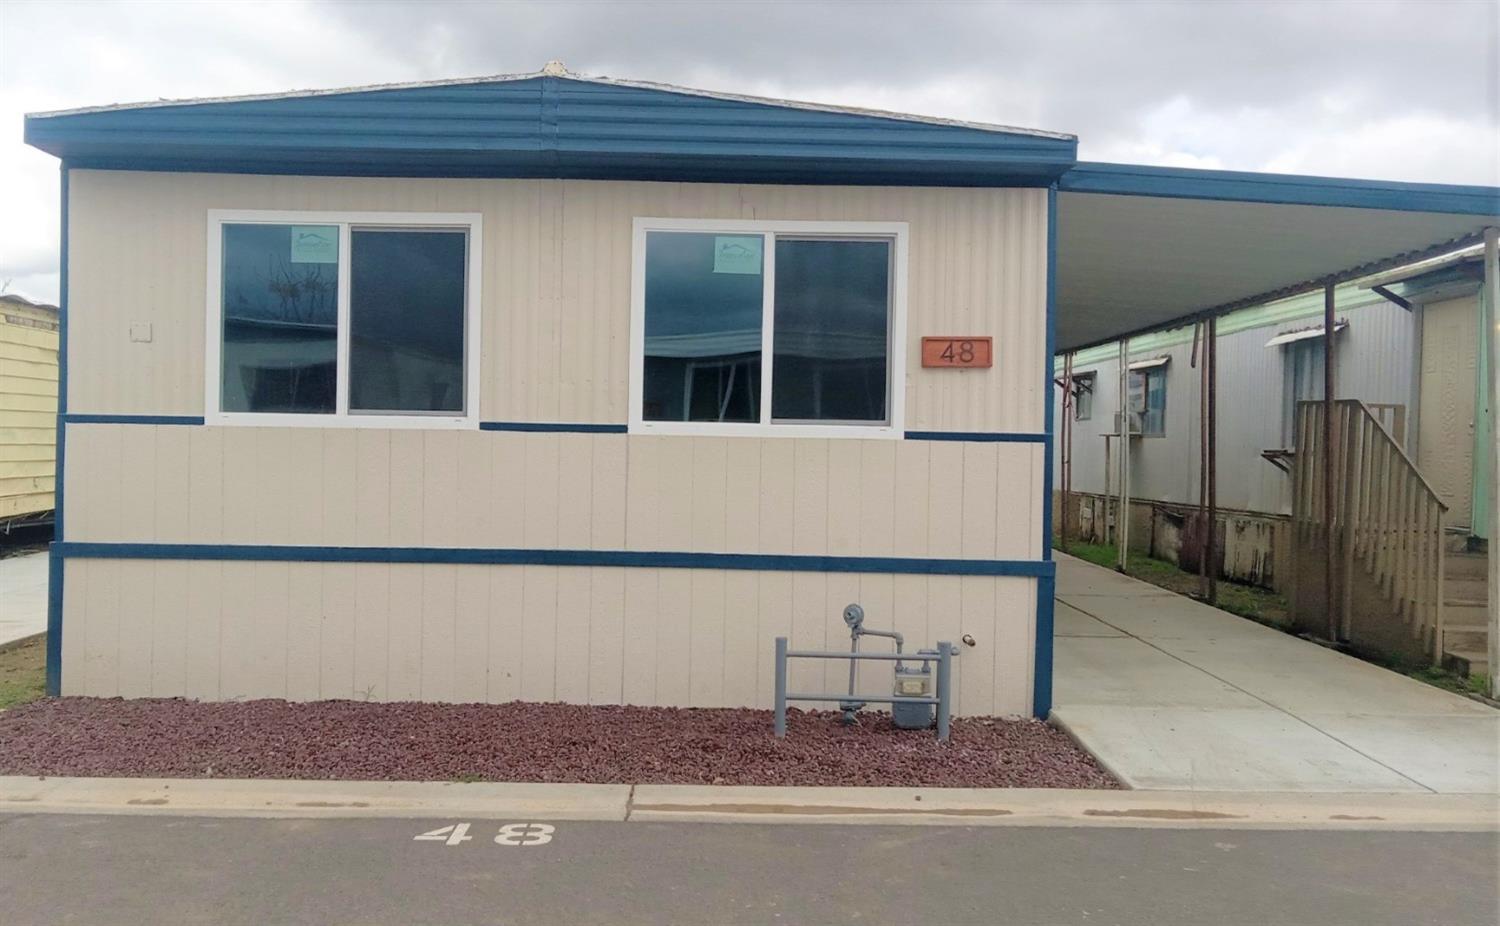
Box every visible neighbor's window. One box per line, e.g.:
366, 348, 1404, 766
1128, 366, 1168, 437
213, 212, 479, 426
636, 221, 903, 435
1072, 372, 1095, 421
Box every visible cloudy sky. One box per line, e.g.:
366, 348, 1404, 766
1, 0, 1496, 304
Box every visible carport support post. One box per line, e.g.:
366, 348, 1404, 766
1117, 338, 1131, 571
1322, 282, 1338, 642
1207, 315, 1219, 605
1483, 226, 1499, 700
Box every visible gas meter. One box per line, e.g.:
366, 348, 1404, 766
892, 651, 937, 729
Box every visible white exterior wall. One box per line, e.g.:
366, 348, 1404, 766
61, 170, 1050, 716
1055, 291, 1417, 516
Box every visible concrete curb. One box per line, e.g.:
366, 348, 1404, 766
2, 776, 1495, 830
0, 777, 631, 821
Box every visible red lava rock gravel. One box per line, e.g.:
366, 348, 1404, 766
0, 698, 1119, 789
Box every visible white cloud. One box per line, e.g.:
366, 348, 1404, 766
1, 0, 1495, 305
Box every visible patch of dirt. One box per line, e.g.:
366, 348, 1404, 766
0, 698, 1119, 789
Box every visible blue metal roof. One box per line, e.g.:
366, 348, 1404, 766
25, 72, 1078, 186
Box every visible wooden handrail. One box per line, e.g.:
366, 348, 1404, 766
1291, 399, 1446, 664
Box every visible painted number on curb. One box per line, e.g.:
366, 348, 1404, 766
495, 823, 554, 846
413, 823, 473, 846
413, 823, 554, 847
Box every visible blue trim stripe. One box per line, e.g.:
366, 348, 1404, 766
1033, 183, 1059, 720
1059, 162, 1500, 217
54, 542, 1057, 579
64, 414, 205, 426
480, 421, 628, 434
904, 431, 1046, 443
45, 165, 68, 697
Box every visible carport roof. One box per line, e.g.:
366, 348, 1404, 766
1055, 163, 1499, 352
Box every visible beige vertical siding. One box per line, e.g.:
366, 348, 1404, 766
60, 169, 1050, 715
67, 171, 1047, 432
60, 558, 1036, 716
64, 425, 1043, 558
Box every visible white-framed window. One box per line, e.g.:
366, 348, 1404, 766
629, 218, 908, 439
1071, 372, 1095, 421
205, 210, 483, 428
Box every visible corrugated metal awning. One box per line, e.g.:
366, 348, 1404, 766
1126, 356, 1171, 370
1056, 164, 1498, 352
1264, 321, 1348, 347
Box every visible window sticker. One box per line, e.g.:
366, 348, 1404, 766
712, 236, 762, 275
290, 225, 339, 263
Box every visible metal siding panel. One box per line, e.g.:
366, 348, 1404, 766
320, 563, 358, 699
587, 566, 626, 704
688, 569, 727, 707
721, 570, 760, 707
959, 575, 996, 715
285, 562, 323, 700
621, 567, 659, 705
385, 563, 423, 700
554, 562, 591, 703
352, 561, 390, 700
892, 440, 931, 557
825, 440, 861, 556
655, 568, 692, 706
519, 565, 557, 701
486, 567, 524, 703
419, 564, 458, 703
452, 565, 491, 703
150, 560, 188, 696
59, 557, 87, 696
116, 561, 157, 697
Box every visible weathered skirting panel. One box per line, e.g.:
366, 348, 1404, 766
63, 425, 1045, 561
61, 559, 1038, 717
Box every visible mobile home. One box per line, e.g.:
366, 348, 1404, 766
25, 65, 1498, 713
0, 294, 59, 529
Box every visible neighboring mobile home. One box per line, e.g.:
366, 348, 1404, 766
0, 293, 59, 529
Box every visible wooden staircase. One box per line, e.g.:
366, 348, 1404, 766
1441, 550, 1491, 679
1290, 400, 1448, 662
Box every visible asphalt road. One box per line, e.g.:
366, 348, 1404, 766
1, 813, 1495, 926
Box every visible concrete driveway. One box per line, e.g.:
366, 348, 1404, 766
0, 550, 48, 647
1051, 553, 1499, 794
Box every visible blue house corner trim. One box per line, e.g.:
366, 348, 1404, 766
45, 164, 69, 698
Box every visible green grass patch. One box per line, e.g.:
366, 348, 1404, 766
1057, 540, 1289, 628
1405, 666, 1490, 698
0, 635, 46, 709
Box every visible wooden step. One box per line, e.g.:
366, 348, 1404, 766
1442, 623, 1489, 651
1443, 604, 1490, 629
1442, 576, 1489, 604
1442, 647, 1490, 678
1444, 553, 1490, 580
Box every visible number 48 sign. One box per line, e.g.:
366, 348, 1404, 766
921, 337, 993, 368
414, 822, 555, 847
